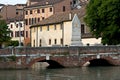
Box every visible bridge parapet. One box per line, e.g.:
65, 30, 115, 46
0, 48, 12, 55
0, 46, 120, 57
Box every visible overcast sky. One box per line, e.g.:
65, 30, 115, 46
0, 0, 27, 5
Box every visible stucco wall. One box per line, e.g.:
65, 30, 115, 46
82, 38, 102, 46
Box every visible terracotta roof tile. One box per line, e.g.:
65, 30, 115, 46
31, 6, 86, 27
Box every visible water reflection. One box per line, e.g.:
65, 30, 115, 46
0, 67, 120, 80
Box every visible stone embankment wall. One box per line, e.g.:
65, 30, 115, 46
0, 61, 27, 69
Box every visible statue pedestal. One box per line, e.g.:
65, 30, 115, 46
70, 14, 83, 46
71, 40, 83, 46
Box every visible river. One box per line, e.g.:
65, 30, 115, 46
0, 67, 120, 80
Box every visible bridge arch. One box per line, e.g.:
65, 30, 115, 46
88, 58, 113, 66
82, 56, 116, 67
28, 57, 64, 69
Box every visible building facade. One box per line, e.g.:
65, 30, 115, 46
24, 2, 54, 45
0, 5, 16, 20
8, 21, 24, 45
0, 4, 26, 21
30, 7, 101, 47
24, 0, 88, 46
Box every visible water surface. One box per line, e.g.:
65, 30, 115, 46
0, 67, 120, 80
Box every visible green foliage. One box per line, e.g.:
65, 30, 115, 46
7, 41, 19, 47
84, 0, 120, 45
0, 18, 11, 46
8, 56, 17, 61
0, 56, 17, 62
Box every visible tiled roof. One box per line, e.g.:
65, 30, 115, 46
26, 0, 63, 8
31, 6, 86, 27
6, 15, 24, 24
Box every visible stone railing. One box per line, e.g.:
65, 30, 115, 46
0, 46, 120, 56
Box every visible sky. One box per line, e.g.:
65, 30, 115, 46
0, 0, 27, 5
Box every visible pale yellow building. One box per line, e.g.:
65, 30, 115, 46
30, 7, 101, 47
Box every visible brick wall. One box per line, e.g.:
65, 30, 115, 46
54, 0, 72, 14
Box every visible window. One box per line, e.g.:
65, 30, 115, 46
32, 18, 34, 24
11, 32, 13, 37
73, 0, 76, 4
25, 19, 28, 25
30, 10, 32, 14
16, 12, 18, 15
54, 39, 57, 44
15, 31, 19, 37
42, 9, 45, 13
33, 40, 35, 47
35, 18, 36, 24
42, 17, 45, 20
63, 6, 66, 12
38, 18, 40, 22
16, 24, 18, 28
49, 39, 51, 45
29, 18, 31, 25
61, 38, 63, 45
39, 39, 42, 47
19, 23, 22, 27
37, 9, 40, 13
81, 24, 85, 34
50, 8, 52, 12
11, 24, 13, 28
15, 31, 16, 37
21, 31, 24, 37
26, 11, 28, 15
40, 39, 42, 43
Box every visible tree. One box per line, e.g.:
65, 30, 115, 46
7, 41, 19, 47
84, 0, 120, 45
0, 17, 11, 48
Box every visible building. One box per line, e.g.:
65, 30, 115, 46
0, 5, 16, 20
0, 4, 26, 21
15, 4, 26, 17
24, 0, 88, 46
30, 7, 101, 47
8, 20, 25, 45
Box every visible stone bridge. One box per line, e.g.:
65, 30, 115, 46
0, 46, 120, 68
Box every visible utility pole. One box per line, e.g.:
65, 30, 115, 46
19, 21, 22, 47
